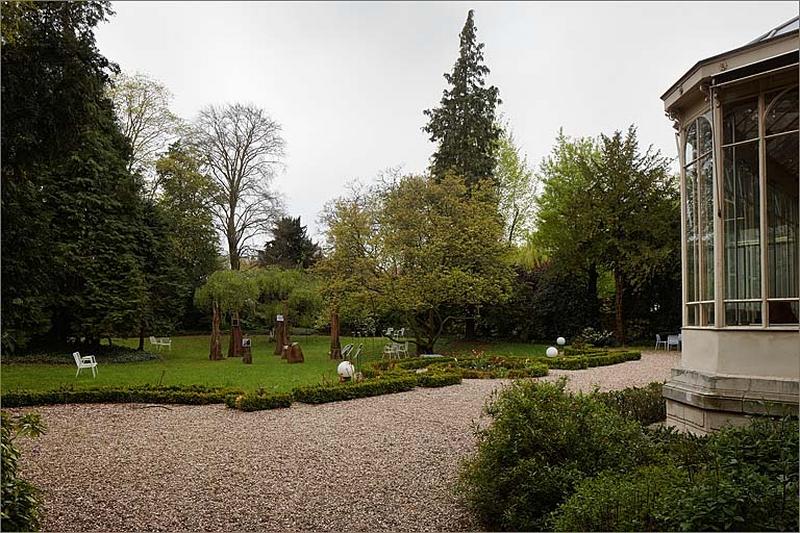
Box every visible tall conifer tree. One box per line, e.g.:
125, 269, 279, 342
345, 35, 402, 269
424, 10, 502, 188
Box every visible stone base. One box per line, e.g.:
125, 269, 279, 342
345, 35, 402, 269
663, 368, 799, 436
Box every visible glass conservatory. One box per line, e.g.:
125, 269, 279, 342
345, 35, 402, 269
661, 17, 799, 434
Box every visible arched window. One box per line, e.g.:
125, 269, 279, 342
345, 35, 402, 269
684, 115, 714, 326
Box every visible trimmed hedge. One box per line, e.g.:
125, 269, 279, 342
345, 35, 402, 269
545, 351, 641, 370
292, 376, 418, 404
1, 385, 244, 407
427, 356, 549, 379
226, 391, 293, 412
415, 372, 462, 388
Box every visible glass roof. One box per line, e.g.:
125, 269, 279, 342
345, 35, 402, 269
748, 16, 799, 45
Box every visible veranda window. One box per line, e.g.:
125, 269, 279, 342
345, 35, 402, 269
684, 114, 715, 326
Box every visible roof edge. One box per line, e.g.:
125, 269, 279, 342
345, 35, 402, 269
661, 27, 798, 102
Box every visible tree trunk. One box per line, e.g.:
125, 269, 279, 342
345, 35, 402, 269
273, 319, 284, 355
228, 310, 242, 357
330, 309, 342, 359
464, 305, 476, 340
210, 301, 223, 360
137, 325, 145, 351
613, 268, 626, 345
587, 263, 600, 328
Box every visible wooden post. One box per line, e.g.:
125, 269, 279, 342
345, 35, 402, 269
242, 336, 252, 364
330, 309, 342, 359
273, 315, 284, 355
228, 311, 242, 357
209, 300, 223, 360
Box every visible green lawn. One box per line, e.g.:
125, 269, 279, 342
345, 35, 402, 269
1, 335, 388, 394
1, 335, 653, 394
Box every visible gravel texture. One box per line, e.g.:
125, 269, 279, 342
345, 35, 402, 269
13, 351, 679, 532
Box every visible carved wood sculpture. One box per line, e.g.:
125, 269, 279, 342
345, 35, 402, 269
286, 342, 304, 364
228, 312, 242, 357
330, 309, 342, 359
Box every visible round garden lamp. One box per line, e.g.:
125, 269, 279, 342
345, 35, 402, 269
337, 361, 355, 381
557, 337, 566, 346
546, 346, 558, 358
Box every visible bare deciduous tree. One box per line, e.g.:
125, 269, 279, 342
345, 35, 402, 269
108, 71, 182, 194
191, 103, 285, 270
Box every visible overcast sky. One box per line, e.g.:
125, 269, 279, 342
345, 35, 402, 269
96, 1, 798, 239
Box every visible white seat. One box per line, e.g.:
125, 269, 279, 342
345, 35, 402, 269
667, 335, 680, 351
655, 334, 667, 350
72, 351, 97, 378
394, 341, 409, 358
149, 336, 171, 351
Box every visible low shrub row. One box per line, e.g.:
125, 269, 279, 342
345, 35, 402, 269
457, 378, 800, 532
3, 344, 159, 365
292, 376, 418, 404
415, 372, 462, 388
545, 350, 641, 370
1, 385, 245, 408
226, 391, 293, 412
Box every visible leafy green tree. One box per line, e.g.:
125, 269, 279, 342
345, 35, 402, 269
1, 1, 152, 348
257, 216, 320, 269
496, 124, 537, 244
423, 10, 502, 188
194, 270, 259, 360
156, 142, 222, 328
536, 127, 678, 343
318, 174, 512, 353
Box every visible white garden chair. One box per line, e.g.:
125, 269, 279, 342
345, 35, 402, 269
667, 335, 680, 351
72, 351, 98, 378
395, 341, 409, 358
158, 337, 172, 351
655, 334, 667, 350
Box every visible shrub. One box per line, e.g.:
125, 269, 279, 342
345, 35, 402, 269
574, 327, 614, 347
292, 376, 417, 404
659, 417, 799, 532
3, 344, 159, 364
458, 379, 654, 531
550, 417, 799, 532
229, 391, 293, 412
596, 382, 666, 425
552, 465, 687, 532
415, 372, 462, 388
1, 385, 245, 407
545, 351, 640, 370
1, 411, 45, 532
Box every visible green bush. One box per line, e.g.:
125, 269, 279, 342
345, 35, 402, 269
595, 382, 666, 425
228, 391, 293, 412
427, 356, 548, 379
1, 385, 245, 407
415, 372, 462, 388
545, 351, 641, 370
292, 376, 417, 404
550, 417, 799, 532
552, 465, 687, 532
3, 344, 159, 364
458, 379, 654, 531
1, 411, 45, 532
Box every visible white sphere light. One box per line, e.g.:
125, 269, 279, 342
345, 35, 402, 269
557, 337, 566, 346
337, 361, 355, 379
546, 346, 559, 358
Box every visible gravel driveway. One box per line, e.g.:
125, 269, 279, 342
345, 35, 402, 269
13, 351, 679, 532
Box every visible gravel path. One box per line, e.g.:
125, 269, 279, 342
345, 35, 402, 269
13, 351, 679, 532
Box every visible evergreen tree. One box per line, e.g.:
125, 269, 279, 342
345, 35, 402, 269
423, 10, 502, 188
1, 1, 150, 347
258, 216, 320, 269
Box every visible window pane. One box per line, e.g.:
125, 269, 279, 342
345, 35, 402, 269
701, 303, 715, 326
766, 87, 799, 136
687, 304, 699, 326
723, 98, 758, 145
724, 142, 761, 300
685, 121, 697, 164
699, 117, 713, 156
700, 156, 715, 301
725, 302, 762, 326
686, 162, 699, 303
769, 301, 799, 325
767, 133, 799, 299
